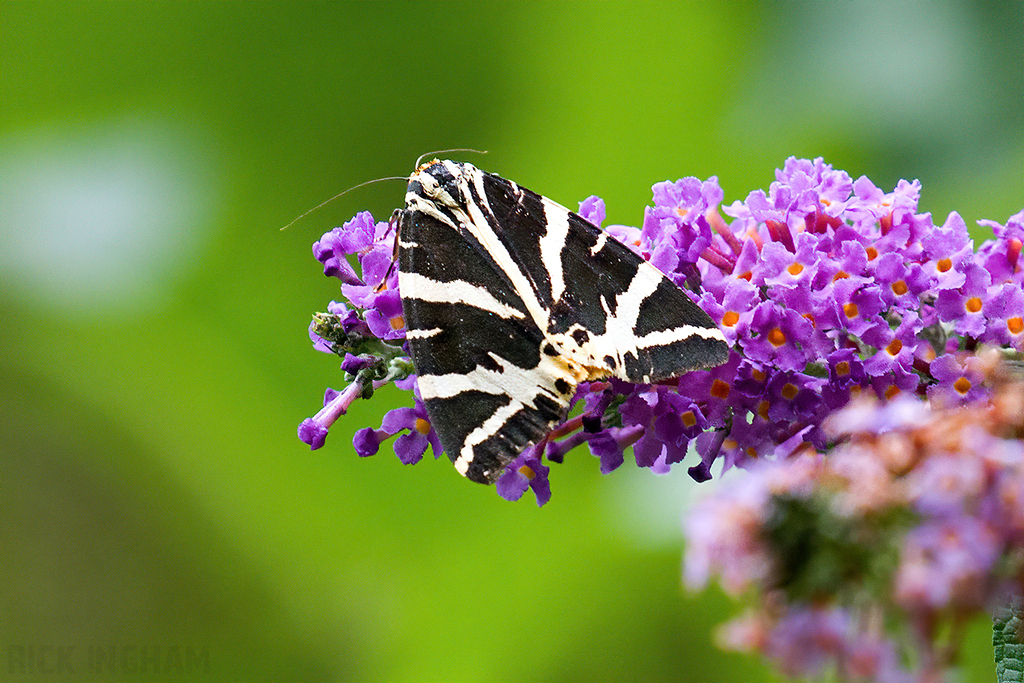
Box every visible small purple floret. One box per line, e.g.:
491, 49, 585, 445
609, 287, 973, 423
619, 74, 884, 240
298, 418, 329, 450
496, 449, 551, 506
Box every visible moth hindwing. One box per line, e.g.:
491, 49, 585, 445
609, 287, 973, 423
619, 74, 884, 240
396, 160, 729, 484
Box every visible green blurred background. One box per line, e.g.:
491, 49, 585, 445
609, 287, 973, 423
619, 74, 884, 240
2, 2, 1021, 681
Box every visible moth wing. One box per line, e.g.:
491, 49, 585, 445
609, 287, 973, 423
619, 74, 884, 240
544, 204, 730, 383
397, 208, 575, 484
475, 170, 728, 384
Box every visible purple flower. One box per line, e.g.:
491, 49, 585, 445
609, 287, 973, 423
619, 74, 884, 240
824, 394, 928, 437
619, 387, 702, 470
298, 418, 329, 450
363, 288, 406, 341
927, 353, 986, 406
299, 384, 364, 450
577, 195, 605, 227
340, 352, 373, 375
921, 212, 972, 289
361, 400, 442, 465
309, 321, 334, 354
993, 459, 1024, 541
894, 518, 1000, 611
745, 605, 911, 683
905, 451, 986, 516
820, 348, 866, 409
935, 262, 992, 338
586, 426, 642, 474
838, 285, 888, 344
683, 469, 773, 594
717, 415, 771, 470
862, 316, 920, 389
872, 252, 930, 311
776, 157, 854, 213
642, 175, 723, 269
763, 607, 848, 678
684, 378, 1024, 681
760, 234, 820, 290
341, 247, 399, 310
978, 209, 1024, 284
604, 223, 643, 255
383, 406, 439, 464
740, 302, 812, 372
682, 354, 746, 426
353, 426, 387, 457
983, 283, 1024, 348
312, 211, 380, 284
763, 371, 826, 426
495, 448, 551, 506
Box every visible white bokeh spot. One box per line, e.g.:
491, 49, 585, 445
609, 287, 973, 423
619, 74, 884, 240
0, 120, 215, 316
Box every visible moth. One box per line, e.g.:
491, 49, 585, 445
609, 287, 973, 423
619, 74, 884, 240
396, 160, 729, 484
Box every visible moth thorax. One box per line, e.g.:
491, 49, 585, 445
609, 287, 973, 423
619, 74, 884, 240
543, 334, 614, 384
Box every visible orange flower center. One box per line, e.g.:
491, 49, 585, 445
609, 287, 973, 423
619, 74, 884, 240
710, 379, 731, 399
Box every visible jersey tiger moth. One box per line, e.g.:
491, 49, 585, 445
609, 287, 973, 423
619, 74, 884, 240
396, 160, 729, 484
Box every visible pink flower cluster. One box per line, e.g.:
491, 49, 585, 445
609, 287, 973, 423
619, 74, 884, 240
684, 350, 1024, 681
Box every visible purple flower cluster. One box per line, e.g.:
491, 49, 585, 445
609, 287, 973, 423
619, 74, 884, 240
684, 353, 1024, 681
299, 157, 1024, 506
297, 212, 425, 464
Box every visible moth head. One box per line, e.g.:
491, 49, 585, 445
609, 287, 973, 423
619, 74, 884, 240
408, 159, 472, 210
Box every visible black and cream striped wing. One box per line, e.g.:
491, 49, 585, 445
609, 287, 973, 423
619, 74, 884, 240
397, 160, 728, 484
540, 198, 730, 384
397, 207, 574, 484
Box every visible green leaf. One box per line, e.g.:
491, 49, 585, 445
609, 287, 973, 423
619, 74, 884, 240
994, 596, 1024, 683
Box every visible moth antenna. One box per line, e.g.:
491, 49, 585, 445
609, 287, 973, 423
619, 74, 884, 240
376, 211, 402, 292
415, 148, 488, 169
279, 176, 406, 231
